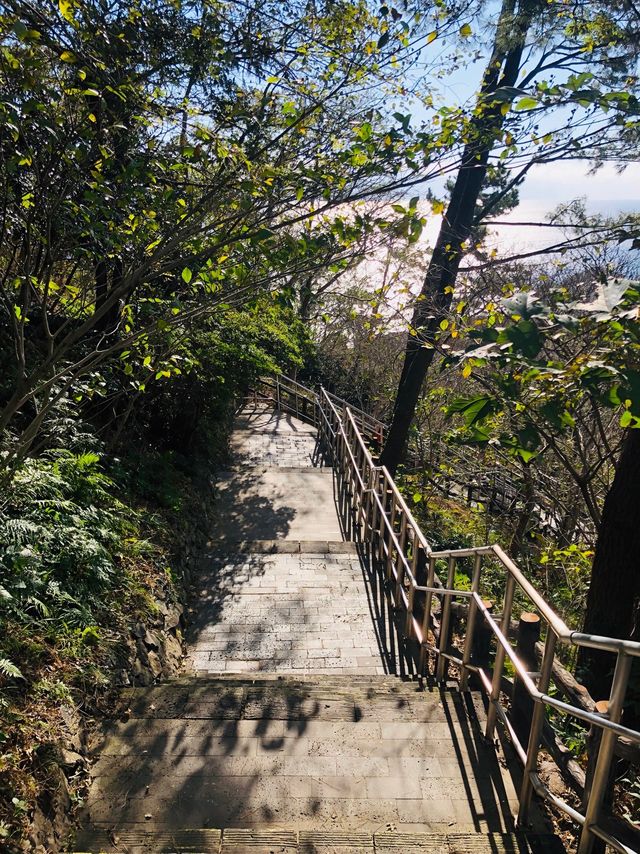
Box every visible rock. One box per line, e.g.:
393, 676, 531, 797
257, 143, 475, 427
132, 660, 154, 686
164, 604, 183, 631
59, 749, 85, 771
115, 669, 131, 687
146, 650, 164, 679
163, 633, 183, 666
28, 765, 71, 853
144, 629, 162, 650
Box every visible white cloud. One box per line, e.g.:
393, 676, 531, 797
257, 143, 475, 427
519, 161, 640, 206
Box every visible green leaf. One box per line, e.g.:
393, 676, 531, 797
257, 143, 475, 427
503, 291, 546, 320
516, 448, 537, 464
514, 97, 539, 111
59, 0, 74, 22
448, 395, 500, 427
459, 23, 472, 37
377, 32, 390, 49
181, 267, 192, 284
499, 320, 543, 358
253, 228, 275, 242
620, 409, 633, 427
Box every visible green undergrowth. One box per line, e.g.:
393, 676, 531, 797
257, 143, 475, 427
0, 299, 310, 849
0, 446, 202, 848
398, 478, 607, 776
400, 478, 591, 631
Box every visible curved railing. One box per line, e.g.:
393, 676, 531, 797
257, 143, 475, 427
253, 374, 387, 445
254, 374, 640, 854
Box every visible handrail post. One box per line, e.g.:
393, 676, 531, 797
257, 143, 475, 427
460, 552, 482, 691
436, 556, 456, 681
405, 582, 415, 637
370, 473, 381, 561
385, 488, 397, 582
581, 700, 612, 854
406, 530, 419, 638
419, 555, 436, 674
364, 465, 376, 540
485, 573, 516, 738
577, 651, 632, 854
376, 474, 386, 564
394, 512, 408, 606
518, 628, 557, 826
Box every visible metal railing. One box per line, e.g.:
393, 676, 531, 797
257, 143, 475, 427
254, 374, 387, 446
311, 384, 640, 854
249, 375, 640, 854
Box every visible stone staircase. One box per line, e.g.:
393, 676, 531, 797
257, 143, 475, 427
185, 548, 386, 677
76, 675, 560, 853
74, 404, 563, 853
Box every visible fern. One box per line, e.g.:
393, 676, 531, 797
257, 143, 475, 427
0, 444, 139, 631
2, 518, 42, 544
0, 658, 23, 680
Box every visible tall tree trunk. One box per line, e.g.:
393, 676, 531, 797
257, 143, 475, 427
510, 465, 536, 559
380, 0, 540, 473
578, 428, 640, 701
298, 275, 314, 322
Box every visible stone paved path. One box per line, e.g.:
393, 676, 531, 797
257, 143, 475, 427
186, 403, 383, 675
78, 677, 559, 853
229, 406, 320, 468
186, 552, 385, 675
207, 407, 340, 543
75, 402, 557, 853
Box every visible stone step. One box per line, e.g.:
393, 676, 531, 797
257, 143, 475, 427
73, 399, 563, 853
204, 539, 358, 560
185, 554, 383, 676
76, 677, 555, 849
74, 826, 565, 853
117, 675, 434, 721
208, 468, 342, 542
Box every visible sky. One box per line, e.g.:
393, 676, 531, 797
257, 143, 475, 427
396, 5, 640, 256
488, 161, 640, 253
413, 161, 640, 258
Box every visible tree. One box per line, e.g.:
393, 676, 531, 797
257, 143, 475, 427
380, 0, 640, 472
0, 0, 463, 473
450, 277, 640, 696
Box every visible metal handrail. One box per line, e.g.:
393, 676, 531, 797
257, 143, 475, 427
259, 374, 640, 854
255, 374, 387, 443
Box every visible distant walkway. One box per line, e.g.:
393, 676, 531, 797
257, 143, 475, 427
185, 403, 385, 675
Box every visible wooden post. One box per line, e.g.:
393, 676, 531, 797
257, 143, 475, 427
472, 600, 494, 670
512, 612, 541, 746
467, 480, 478, 505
